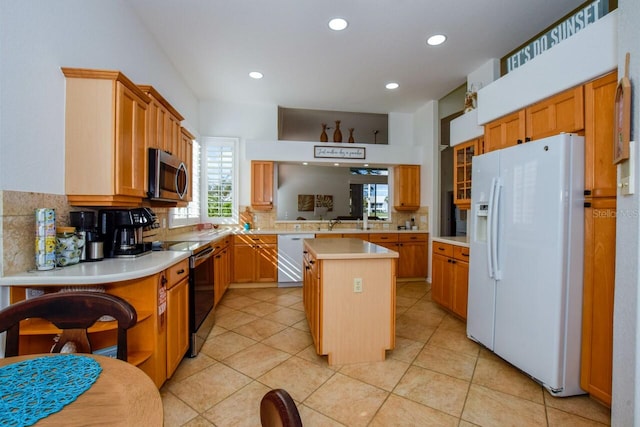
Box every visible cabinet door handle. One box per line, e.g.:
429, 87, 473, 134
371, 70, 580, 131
584, 189, 592, 196
517, 139, 523, 144
584, 202, 592, 208
309, 260, 315, 264
177, 269, 185, 275
525, 137, 531, 142
461, 253, 469, 257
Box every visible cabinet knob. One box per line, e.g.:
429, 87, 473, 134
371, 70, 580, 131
517, 139, 523, 144
525, 137, 531, 142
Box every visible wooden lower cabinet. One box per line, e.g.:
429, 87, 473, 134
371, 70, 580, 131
369, 233, 428, 279
303, 250, 321, 351
166, 276, 189, 378
214, 237, 231, 306
431, 241, 469, 319
398, 234, 428, 278
8, 258, 191, 388
231, 234, 278, 283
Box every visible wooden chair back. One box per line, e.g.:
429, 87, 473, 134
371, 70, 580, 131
0, 291, 137, 361
260, 388, 303, 427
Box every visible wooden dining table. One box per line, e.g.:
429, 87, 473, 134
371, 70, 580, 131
0, 353, 163, 426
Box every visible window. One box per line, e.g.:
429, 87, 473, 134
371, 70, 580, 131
169, 139, 201, 228
202, 137, 238, 223
349, 168, 389, 220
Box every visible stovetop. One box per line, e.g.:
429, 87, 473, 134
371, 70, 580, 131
152, 240, 212, 255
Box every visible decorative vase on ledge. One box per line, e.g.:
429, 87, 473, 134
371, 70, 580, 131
348, 128, 355, 143
333, 120, 342, 142
320, 123, 328, 142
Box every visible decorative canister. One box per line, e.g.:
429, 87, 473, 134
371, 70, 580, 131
55, 226, 82, 267
35, 208, 56, 270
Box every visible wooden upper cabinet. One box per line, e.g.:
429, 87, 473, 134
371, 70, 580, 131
484, 86, 584, 153
393, 165, 420, 211
62, 68, 150, 207
180, 128, 195, 203
525, 85, 584, 141
453, 137, 482, 210
484, 110, 526, 153
584, 71, 618, 198
251, 161, 274, 210
138, 85, 184, 157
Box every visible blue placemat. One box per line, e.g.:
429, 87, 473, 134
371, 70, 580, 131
0, 354, 102, 427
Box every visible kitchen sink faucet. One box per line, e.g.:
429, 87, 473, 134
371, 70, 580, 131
328, 219, 341, 231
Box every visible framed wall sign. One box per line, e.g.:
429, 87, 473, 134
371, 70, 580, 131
614, 53, 631, 165
314, 145, 366, 159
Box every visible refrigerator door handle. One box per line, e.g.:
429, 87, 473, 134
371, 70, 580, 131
491, 179, 502, 281
487, 177, 498, 279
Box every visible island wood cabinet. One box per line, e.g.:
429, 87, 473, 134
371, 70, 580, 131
303, 248, 321, 349
580, 70, 618, 407
369, 233, 428, 279
231, 234, 278, 283
62, 68, 150, 207
483, 85, 584, 153
251, 161, 274, 210
213, 236, 231, 306
393, 165, 420, 211
454, 137, 483, 210
8, 258, 191, 388
302, 239, 396, 365
165, 259, 189, 379
431, 241, 469, 319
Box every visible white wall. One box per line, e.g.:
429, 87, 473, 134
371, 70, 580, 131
199, 99, 434, 210
612, 1, 640, 424
0, 0, 198, 193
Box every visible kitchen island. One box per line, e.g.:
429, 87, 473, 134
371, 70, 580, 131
303, 238, 399, 365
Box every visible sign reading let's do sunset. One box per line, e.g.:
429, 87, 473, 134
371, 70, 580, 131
503, 0, 613, 74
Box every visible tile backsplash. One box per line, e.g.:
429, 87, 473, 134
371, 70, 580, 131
0, 191, 184, 276
0, 191, 429, 276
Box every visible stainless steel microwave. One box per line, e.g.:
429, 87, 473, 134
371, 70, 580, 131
148, 148, 188, 201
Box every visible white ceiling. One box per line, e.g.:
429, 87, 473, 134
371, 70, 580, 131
127, 0, 586, 114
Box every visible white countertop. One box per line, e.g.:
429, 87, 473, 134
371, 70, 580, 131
432, 236, 470, 248
0, 251, 190, 286
1, 227, 421, 287
304, 238, 399, 260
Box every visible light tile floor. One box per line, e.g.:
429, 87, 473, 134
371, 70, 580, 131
161, 282, 611, 426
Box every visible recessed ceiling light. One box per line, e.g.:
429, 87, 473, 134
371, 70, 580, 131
328, 18, 348, 31
427, 34, 447, 46
385, 82, 399, 90
249, 71, 263, 79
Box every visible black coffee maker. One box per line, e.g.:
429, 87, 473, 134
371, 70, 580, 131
98, 208, 156, 258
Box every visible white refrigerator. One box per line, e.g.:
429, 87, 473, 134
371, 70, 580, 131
467, 133, 585, 397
